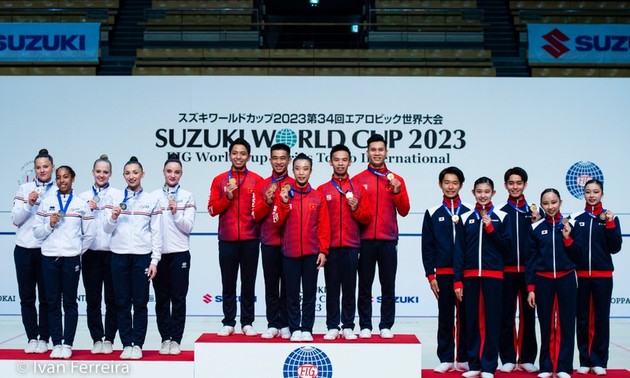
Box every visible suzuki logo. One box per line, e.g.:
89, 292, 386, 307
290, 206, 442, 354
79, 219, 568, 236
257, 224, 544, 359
542, 28, 570, 58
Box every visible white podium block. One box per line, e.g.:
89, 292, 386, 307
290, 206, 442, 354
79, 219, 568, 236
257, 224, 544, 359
194, 333, 421, 378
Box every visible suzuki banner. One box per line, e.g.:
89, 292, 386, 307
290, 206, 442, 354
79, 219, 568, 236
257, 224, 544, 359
0, 23, 100, 62
528, 24, 630, 64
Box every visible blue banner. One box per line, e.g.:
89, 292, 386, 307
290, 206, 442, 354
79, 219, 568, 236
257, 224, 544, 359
528, 24, 630, 64
0, 23, 99, 62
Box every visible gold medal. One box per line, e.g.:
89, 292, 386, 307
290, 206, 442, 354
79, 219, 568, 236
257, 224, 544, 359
270, 183, 277, 191
530, 204, 537, 213
387, 173, 395, 180
562, 218, 569, 225
228, 178, 236, 185
120, 202, 127, 210
345, 191, 354, 199
599, 212, 607, 221
480, 210, 487, 217
283, 184, 291, 192
452, 214, 459, 223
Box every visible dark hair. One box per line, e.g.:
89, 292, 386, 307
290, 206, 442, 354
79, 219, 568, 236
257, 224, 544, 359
56, 165, 76, 179
125, 156, 143, 171
504, 167, 528, 183
474, 176, 494, 190
164, 152, 182, 167
293, 153, 312, 168
540, 188, 561, 202
439, 166, 465, 184
330, 144, 351, 158
584, 178, 603, 192
271, 143, 290, 155
34, 148, 53, 164
366, 133, 386, 148
93, 154, 112, 170
229, 137, 251, 155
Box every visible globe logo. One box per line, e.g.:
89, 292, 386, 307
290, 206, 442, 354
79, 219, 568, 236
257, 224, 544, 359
565, 161, 604, 199
276, 128, 298, 148
283, 346, 333, 378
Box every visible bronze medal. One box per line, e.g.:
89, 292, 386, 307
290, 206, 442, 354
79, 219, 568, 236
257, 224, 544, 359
562, 218, 569, 225
599, 212, 607, 221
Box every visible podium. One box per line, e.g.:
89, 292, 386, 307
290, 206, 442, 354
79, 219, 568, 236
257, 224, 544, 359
194, 333, 421, 377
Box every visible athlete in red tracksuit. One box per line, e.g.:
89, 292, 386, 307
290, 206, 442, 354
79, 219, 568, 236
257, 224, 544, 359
273, 153, 329, 342
526, 188, 580, 378
252, 143, 295, 339
454, 177, 510, 378
317, 144, 371, 341
353, 134, 410, 339
208, 138, 263, 337
571, 179, 622, 376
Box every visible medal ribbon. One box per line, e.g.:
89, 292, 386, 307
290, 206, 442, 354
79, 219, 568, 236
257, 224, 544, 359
36, 180, 54, 192
330, 178, 355, 196
442, 198, 462, 219
585, 205, 606, 220
474, 204, 494, 220
271, 173, 287, 184
506, 198, 530, 214
92, 182, 110, 197
57, 190, 73, 215
163, 184, 180, 198
228, 169, 248, 186
122, 188, 143, 206
289, 185, 311, 197
367, 167, 391, 178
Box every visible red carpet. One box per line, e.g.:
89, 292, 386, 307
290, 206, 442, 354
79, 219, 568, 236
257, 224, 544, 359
421, 370, 630, 378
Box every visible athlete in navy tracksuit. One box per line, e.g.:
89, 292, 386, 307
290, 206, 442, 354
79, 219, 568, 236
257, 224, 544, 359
526, 189, 580, 378
454, 177, 510, 378
422, 166, 471, 373
499, 167, 540, 373
571, 179, 622, 375
151, 153, 196, 355
12, 148, 56, 354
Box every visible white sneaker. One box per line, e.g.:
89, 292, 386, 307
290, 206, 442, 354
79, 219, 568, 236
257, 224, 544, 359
91, 341, 103, 354
242, 325, 257, 336
323, 329, 339, 340
481, 373, 494, 378
301, 332, 313, 342
519, 363, 539, 373
456, 362, 470, 372
280, 327, 291, 339
379, 328, 394, 339
25, 339, 38, 354
102, 340, 113, 354
129, 345, 142, 360
60, 345, 72, 359
359, 328, 372, 339
290, 330, 302, 342
35, 340, 48, 354
576, 367, 591, 375
537, 372, 553, 378
49, 345, 62, 359
217, 325, 235, 336
169, 341, 181, 355
556, 372, 571, 378
434, 362, 455, 373
120, 346, 133, 359
462, 371, 480, 378
261, 327, 279, 339
592, 367, 606, 376
159, 340, 171, 355
500, 363, 516, 373
342, 329, 357, 340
